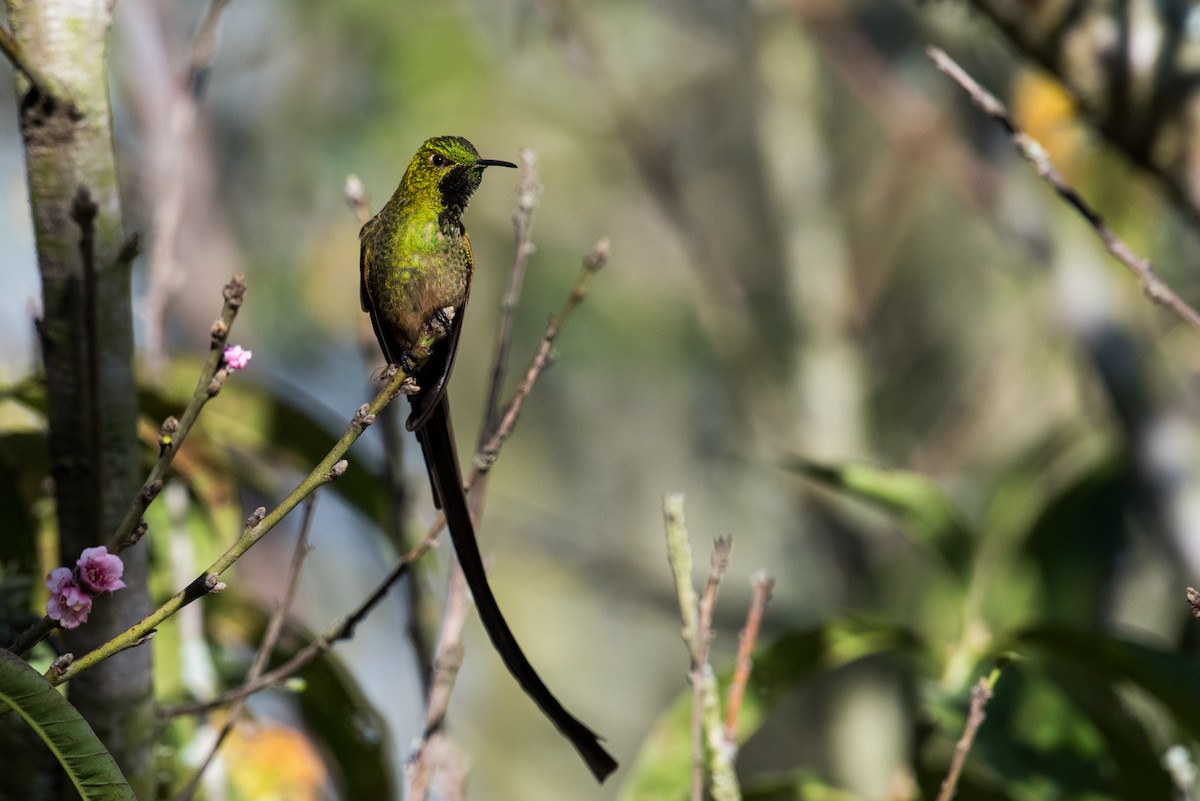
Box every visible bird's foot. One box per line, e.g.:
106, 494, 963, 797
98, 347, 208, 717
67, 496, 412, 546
397, 351, 419, 377
423, 306, 457, 340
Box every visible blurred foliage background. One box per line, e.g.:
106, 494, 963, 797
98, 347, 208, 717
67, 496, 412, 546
4, 0, 1200, 799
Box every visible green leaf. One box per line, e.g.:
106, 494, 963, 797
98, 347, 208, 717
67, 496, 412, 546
785, 457, 973, 578
0, 649, 135, 801
1016, 626, 1200, 737
1016, 455, 1133, 626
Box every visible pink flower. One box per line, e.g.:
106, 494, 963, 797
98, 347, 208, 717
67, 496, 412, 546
46, 567, 92, 629
76, 546, 126, 594
223, 344, 253, 371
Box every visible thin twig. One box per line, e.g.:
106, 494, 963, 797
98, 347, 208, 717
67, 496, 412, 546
161, 512, 440, 718
480, 148, 540, 441
143, 0, 233, 371
47, 309, 443, 687
473, 239, 609, 473
408, 565, 472, 801
936, 668, 1002, 801
172, 494, 318, 801
927, 47, 1200, 334
345, 175, 371, 226
725, 570, 773, 743
161, 245, 608, 716
661, 493, 704, 801
7, 275, 246, 658
697, 539, 737, 801
663, 495, 740, 801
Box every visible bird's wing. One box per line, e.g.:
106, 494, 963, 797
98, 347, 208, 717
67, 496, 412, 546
358, 215, 398, 364
358, 215, 376, 314
406, 285, 469, 431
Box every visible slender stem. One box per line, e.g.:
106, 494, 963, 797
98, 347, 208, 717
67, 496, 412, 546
473, 239, 608, 473
481, 148, 540, 441
52, 323, 435, 686
7, 274, 245, 658
160, 244, 609, 718
935, 667, 1003, 801
725, 570, 773, 743
408, 565, 471, 801
928, 47, 1200, 334
171, 494, 317, 801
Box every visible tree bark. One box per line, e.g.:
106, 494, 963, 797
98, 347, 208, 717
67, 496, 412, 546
6, 0, 153, 797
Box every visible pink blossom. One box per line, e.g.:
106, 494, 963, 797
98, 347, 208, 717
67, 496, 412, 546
76, 546, 126, 594
223, 344, 253, 371
46, 567, 92, 629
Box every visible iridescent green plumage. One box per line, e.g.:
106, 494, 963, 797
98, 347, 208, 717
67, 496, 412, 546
358, 136, 617, 782
359, 136, 491, 424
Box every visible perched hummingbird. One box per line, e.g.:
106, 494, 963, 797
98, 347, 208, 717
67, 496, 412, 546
358, 135, 617, 782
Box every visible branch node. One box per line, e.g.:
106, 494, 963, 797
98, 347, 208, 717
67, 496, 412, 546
117, 233, 141, 265
208, 368, 228, 396
222, 274, 246, 307
585, 238, 610, 272
142, 480, 164, 503
69, 186, 97, 225
328, 459, 348, 480
210, 319, 229, 348
159, 416, 180, 453
124, 521, 149, 549
246, 506, 266, 528
49, 653, 74, 679
351, 404, 375, 431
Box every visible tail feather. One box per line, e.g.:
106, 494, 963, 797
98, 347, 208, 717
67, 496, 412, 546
414, 396, 618, 782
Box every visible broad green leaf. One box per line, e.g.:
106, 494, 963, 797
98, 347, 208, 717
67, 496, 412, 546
1016, 626, 1200, 737
1015, 456, 1132, 627
0, 649, 135, 801
937, 661, 1168, 801
785, 457, 973, 578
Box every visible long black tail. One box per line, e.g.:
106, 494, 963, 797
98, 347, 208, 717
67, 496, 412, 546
414, 396, 618, 782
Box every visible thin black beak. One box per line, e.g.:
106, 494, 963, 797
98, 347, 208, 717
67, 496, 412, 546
477, 158, 518, 169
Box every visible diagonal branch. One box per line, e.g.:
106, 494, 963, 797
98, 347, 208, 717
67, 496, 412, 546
160, 242, 610, 719
7, 274, 246, 658
928, 47, 1200, 334
171, 494, 318, 801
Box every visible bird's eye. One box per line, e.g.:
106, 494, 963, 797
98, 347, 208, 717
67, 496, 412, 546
431, 154, 446, 167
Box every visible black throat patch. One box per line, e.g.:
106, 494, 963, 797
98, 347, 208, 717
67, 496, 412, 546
437, 165, 480, 236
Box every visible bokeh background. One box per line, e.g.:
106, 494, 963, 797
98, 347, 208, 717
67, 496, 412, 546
4, 1, 1200, 800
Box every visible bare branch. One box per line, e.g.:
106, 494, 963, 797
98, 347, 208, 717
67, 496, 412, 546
928, 47, 1200, 334
725, 570, 773, 743
171, 494, 318, 801
936, 668, 1002, 801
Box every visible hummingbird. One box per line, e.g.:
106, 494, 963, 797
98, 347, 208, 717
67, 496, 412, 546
358, 135, 617, 782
